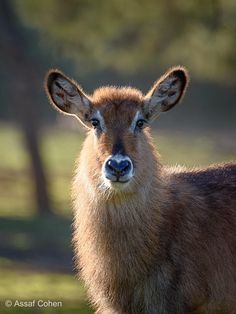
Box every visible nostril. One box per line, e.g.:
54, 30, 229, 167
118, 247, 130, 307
120, 160, 131, 173
106, 158, 131, 177
106, 159, 118, 173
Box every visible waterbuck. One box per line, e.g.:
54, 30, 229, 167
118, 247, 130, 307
45, 67, 236, 314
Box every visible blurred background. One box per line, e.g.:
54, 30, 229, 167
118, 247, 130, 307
0, 0, 235, 313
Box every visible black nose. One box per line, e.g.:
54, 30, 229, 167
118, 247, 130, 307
105, 158, 131, 177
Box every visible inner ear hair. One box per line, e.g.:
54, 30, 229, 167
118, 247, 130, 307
45, 69, 91, 115
45, 69, 95, 130
145, 66, 189, 117
158, 66, 189, 111
46, 70, 81, 105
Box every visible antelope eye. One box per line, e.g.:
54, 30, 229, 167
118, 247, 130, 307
91, 119, 100, 128
136, 119, 146, 129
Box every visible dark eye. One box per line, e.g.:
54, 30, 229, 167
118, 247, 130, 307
136, 119, 146, 129
91, 119, 100, 129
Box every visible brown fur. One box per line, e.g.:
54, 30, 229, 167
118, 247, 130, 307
45, 68, 236, 314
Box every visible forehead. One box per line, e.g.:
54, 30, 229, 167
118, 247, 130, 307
91, 87, 144, 127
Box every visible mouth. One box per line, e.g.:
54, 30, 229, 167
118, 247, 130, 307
108, 178, 131, 184
102, 174, 134, 190
105, 172, 132, 183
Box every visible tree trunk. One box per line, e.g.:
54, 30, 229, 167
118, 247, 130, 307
0, 0, 52, 215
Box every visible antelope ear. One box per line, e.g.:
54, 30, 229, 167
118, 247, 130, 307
144, 67, 189, 121
45, 69, 93, 127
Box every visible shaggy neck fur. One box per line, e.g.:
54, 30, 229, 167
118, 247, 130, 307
73, 130, 170, 312
72, 131, 168, 312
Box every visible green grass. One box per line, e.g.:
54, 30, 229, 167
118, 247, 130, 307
154, 130, 236, 167
0, 261, 92, 314
0, 216, 92, 313
0, 124, 30, 172
0, 216, 71, 257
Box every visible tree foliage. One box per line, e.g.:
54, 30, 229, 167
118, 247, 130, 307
13, 0, 236, 82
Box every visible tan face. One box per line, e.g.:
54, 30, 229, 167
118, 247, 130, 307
88, 96, 148, 186
45, 67, 188, 189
